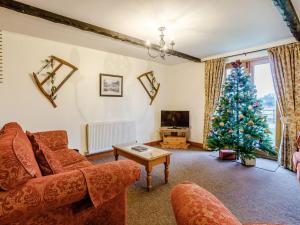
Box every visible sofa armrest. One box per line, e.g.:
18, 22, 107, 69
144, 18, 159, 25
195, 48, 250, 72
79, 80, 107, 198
293, 152, 300, 170
80, 160, 141, 208
0, 169, 87, 222
0, 160, 140, 223
171, 182, 242, 225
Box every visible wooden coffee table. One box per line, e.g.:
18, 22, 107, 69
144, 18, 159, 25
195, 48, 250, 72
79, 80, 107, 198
113, 144, 171, 191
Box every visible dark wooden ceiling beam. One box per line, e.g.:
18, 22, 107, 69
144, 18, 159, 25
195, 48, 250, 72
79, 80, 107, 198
272, 0, 300, 41
0, 0, 201, 62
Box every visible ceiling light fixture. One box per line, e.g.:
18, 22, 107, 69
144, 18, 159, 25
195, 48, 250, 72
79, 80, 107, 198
145, 27, 175, 60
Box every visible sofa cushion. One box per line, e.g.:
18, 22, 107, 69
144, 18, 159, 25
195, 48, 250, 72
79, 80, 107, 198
0, 129, 34, 190
2, 122, 23, 131
27, 132, 64, 175
30, 130, 68, 151
13, 129, 42, 178
0, 122, 42, 190
5, 123, 42, 177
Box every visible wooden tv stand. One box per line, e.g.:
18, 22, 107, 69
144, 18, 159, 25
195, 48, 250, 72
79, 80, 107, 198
160, 127, 189, 149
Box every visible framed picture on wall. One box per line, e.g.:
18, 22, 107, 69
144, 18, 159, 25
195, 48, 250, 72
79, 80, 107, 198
99, 74, 123, 97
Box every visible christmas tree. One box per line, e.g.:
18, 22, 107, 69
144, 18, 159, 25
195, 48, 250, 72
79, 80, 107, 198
207, 60, 275, 159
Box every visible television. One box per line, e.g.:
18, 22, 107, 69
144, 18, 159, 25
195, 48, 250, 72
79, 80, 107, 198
161, 111, 189, 128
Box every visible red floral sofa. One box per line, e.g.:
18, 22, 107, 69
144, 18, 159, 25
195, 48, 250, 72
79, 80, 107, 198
293, 133, 300, 181
171, 182, 282, 225
0, 122, 140, 225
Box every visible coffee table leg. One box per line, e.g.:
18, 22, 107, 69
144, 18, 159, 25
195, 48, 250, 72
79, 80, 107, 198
113, 148, 119, 161
164, 155, 170, 183
146, 165, 152, 192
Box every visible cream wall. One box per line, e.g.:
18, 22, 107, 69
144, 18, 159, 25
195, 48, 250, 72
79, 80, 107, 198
0, 31, 175, 153
162, 62, 205, 143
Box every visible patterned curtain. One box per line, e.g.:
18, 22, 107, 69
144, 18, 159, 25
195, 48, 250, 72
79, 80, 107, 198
203, 58, 225, 150
268, 43, 300, 170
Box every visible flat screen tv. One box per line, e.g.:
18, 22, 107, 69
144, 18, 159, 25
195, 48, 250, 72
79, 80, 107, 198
161, 111, 189, 128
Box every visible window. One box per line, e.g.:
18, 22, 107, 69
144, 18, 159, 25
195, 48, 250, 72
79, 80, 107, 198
252, 58, 276, 146
225, 57, 280, 155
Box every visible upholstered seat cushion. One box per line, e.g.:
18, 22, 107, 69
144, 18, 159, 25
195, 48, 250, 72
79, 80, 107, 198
0, 123, 42, 190
52, 148, 87, 167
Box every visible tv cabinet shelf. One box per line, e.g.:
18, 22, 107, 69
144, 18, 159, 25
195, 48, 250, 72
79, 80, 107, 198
159, 127, 189, 149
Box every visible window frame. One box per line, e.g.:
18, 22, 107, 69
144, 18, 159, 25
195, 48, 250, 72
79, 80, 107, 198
225, 57, 281, 159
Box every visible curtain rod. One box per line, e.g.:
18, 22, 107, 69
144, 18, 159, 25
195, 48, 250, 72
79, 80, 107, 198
201, 41, 298, 62
201, 48, 268, 62
223, 48, 268, 59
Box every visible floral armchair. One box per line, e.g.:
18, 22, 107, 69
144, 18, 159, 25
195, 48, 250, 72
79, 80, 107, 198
0, 122, 140, 225
293, 132, 300, 181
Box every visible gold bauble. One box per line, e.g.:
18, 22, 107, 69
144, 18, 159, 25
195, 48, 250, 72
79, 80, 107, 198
264, 128, 270, 133
248, 120, 254, 126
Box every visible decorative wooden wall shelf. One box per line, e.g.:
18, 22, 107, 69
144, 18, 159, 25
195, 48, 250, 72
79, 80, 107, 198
137, 71, 160, 105
32, 55, 78, 108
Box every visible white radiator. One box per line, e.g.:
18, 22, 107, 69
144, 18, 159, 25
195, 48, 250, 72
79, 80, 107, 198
86, 121, 136, 154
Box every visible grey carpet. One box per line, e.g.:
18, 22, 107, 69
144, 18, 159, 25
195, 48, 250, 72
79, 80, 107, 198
93, 149, 300, 225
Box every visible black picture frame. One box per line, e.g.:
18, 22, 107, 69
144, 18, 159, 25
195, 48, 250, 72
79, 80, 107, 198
99, 74, 123, 97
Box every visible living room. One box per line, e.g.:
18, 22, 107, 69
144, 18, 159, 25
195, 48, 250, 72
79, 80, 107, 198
0, 0, 300, 225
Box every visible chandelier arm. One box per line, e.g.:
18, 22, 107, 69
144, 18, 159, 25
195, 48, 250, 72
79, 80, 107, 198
160, 51, 166, 59
147, 47, 159, 58
166, 48, 174, 56
166, 44, 175, 56
166, 50, 173, 56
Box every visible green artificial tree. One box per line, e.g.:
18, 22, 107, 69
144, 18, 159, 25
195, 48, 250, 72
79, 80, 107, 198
207, 60, 275, 160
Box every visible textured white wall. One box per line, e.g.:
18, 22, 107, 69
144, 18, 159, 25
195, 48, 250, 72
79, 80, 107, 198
0, 31, 172, 153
